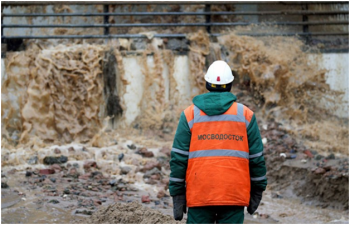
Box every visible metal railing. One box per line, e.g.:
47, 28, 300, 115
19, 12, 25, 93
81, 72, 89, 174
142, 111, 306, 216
1, 1, 349, 52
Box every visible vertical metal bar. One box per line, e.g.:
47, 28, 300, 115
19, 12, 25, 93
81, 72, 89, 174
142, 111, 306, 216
1, 4, 5, 44
205, 4, 211, 33
104, 4, 109, 35
302, 4, 310, 44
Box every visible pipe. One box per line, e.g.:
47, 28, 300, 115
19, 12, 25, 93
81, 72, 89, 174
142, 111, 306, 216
2, 10, 349, 17
1, 32, 348, 39
1, 1, 345, 5
2, 21, 348, 28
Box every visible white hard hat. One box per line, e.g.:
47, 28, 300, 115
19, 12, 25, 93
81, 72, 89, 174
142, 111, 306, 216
204, 60, 234, 85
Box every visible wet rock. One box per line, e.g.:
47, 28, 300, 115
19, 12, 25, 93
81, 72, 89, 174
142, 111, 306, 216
39, 169, 55, 175
7, 169, 17, 175
68, 168, 80, 178
75, 209, 93, 215
140, 161, 161, 173
271, 192, 283, 199
83, 161, 97, 170
314, 168, 326, 174
27, 156, 38, 165
49, 199, 60, 204
73, 163, 79, 168
43, 155, 68, 165
310, 150, 318, 155
50, 178, 56, 183
118, 153, 124, 162
286, 154, 296, 159
68, 147, 75, 152
127, 144, 136, 150
159, 146, 171, 157
109, 179, 118, 186
94, 199, 102, 206
303, 150, 313, 158
50, 164, 62, 172
143, 168, 161, 178
141, 195, 150, 203
150, 174, 161, 180
326, 153, 335, 160
25, 171, 32, 177
120, 166, 132, 175
116, 183, 127, 191
136, 147, 154, 158
315, 154, 324, 160
54, 148, 61, 154
279, 213, 288, 217
1, 182, 9, 188
260, 214, 270, 219
157, 190, 166, 199
79, 173, 91, 180
154, 200, 161, 205
64, 188, 70, 194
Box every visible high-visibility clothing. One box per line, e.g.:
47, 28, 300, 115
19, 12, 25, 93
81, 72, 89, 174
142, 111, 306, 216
183, 102, 253, 207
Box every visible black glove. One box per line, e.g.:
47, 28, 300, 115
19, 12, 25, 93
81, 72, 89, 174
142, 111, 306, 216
247, 187, 264, 215
172, 194, 187, 221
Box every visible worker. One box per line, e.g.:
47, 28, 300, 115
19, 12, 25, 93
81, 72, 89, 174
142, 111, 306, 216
169, 60, 267, 224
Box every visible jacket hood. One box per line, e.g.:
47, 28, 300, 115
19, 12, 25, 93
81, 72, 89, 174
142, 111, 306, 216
192, 92, 237, 116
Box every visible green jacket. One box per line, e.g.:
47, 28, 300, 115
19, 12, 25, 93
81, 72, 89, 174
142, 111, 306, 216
169, 92, 267, 196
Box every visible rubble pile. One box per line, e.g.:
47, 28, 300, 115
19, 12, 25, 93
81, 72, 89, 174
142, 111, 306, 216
260, 119, 349, 210
1, 141, 176, 223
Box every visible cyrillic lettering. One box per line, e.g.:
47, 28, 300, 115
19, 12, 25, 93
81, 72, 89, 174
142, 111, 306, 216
203, 135, 207, 140
215, 134, 219, 139
224, 134, 228, 139
211, 134, 215, 140
207, 134, 210, 140
229, 135, 232, 140
219, 134, 223, 140
239, 136, 243, 141
235, 136, 239, 141
198, 135, 203, 140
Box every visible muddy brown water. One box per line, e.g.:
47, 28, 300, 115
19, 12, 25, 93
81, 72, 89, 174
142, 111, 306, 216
1, 29, 349, 224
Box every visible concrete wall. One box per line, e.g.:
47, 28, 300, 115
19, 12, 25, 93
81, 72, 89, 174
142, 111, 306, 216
308, 53, 349, 118
1, 52, 348, 130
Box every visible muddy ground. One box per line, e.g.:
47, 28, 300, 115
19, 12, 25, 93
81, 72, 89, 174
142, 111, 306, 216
1, 119, 349, 224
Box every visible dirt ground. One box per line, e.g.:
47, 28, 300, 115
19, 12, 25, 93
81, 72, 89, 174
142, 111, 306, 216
1, 127, 349, 224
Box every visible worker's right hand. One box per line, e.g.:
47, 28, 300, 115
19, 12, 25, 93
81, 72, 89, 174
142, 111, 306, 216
172, 194, 187, 221
247, 187, 264, 215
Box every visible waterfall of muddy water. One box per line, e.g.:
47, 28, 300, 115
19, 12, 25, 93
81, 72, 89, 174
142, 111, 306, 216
1, 30, 349, 155
1, 29, 349, 224
217, 33, 348, 155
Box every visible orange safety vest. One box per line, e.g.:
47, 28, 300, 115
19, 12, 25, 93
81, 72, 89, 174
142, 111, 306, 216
183, 102, 253, 207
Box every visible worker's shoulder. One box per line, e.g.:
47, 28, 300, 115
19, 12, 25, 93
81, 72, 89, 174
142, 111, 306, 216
236, 102, 254, 113
183, 104, 194, 121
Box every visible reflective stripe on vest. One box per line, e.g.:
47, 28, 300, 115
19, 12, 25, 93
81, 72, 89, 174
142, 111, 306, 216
193, 103, 250, 128
189, 149, 249, 159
